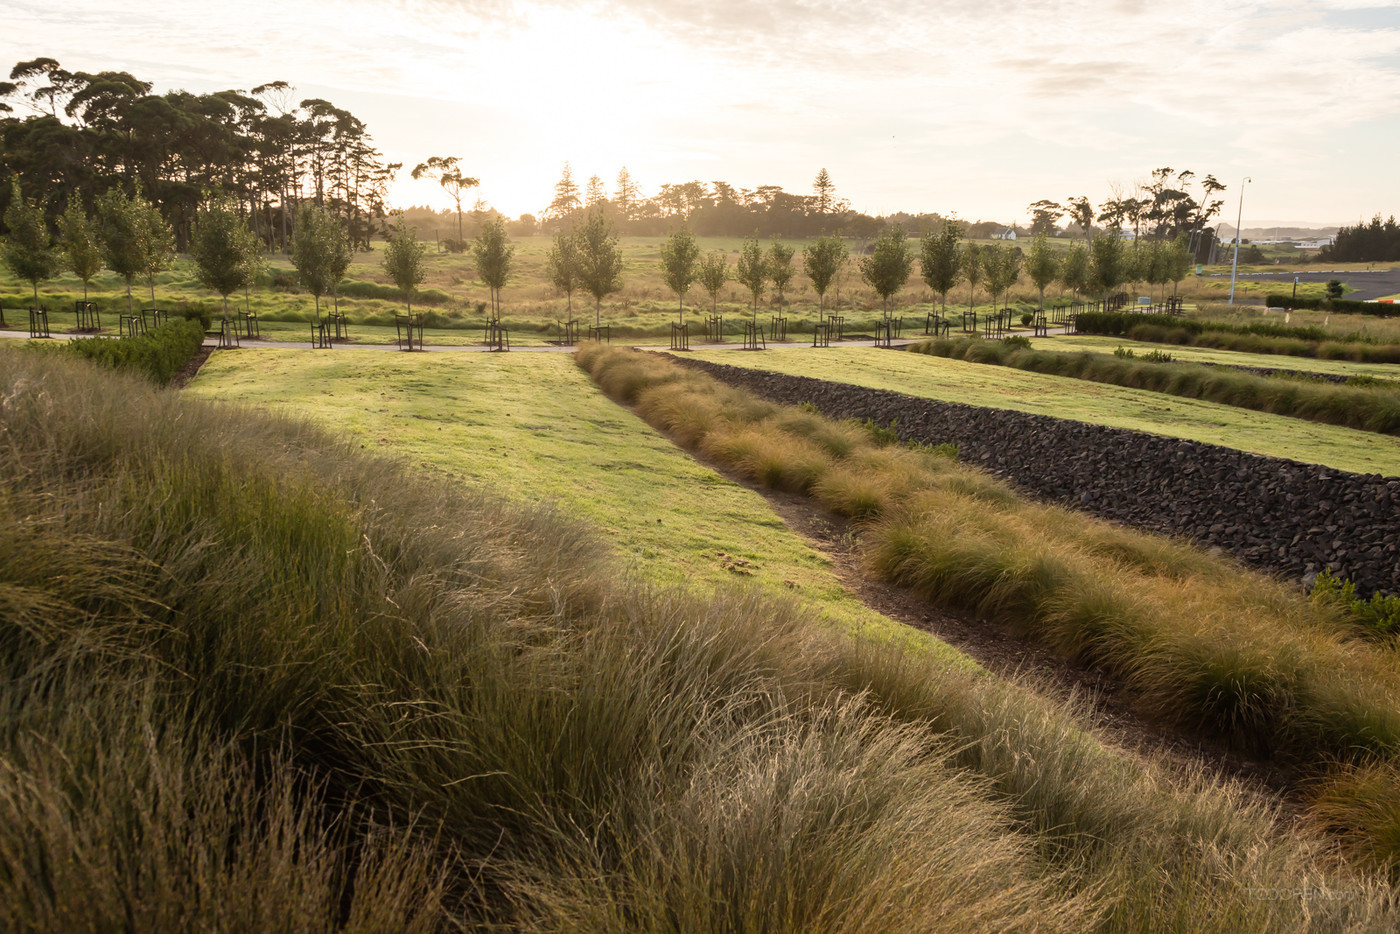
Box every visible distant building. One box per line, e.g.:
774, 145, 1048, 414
1116, 228, 1137, 241
992, 227, 1017, 241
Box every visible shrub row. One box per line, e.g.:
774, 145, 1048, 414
334, 280, 452, 305
909, 336, 1400, 435
9, 347, 1389, 928
1267, 293, 1400, 316
66, 317, 206, 385
1076, 311, 1400, 363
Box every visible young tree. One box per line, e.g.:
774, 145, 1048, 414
859, 226, 913, 317
473, 213, 514, 318
698, 250, 728, 316
546, 230, 579, 318
982, 244, 1022, 312
1088, 232, 1126, 306
57, 200, 104, 303
382, 213, 426, 315
126, 192, 174, 311
734, 237, 767, 318
291, 203, 347, 321
574, 207, 622, 328
410, 155, 478, 247
919, 221, 963, 317
802, 235, 848, 320
1060, 242, 1089, 299
659, 227, 700, 321
96, 188, 164, 315
962, 242, 983, 315
767, 238, 795, 307
547, 162, 581, 222
1024, 230, 1059, 311
1165, 235, 1193, 298
1, 180, 61, 311
191, 195, 263, 333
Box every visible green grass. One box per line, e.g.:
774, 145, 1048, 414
1040, 334, 1400, 381
909, 336, 1400, 436
10, 344, 1400, 930
184, 347, 963, 660
684, 345, 1400, 475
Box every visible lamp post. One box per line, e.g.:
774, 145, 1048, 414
1228, 176, 1251, 305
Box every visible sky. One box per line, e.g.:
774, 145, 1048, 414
5, 0, 1400, 228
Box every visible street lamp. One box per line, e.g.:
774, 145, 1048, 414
1228, 176, 1251, 305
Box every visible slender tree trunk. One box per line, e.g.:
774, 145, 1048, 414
126, 281, 134, 316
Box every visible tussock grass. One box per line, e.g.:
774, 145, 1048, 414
585, 345, 1400, 886
910, 336, 1400, 435
0, 347, 1111, 929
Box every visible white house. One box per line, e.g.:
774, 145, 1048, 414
992, 228, 1017, 241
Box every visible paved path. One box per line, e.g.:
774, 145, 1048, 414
1214, 267, 1400, 301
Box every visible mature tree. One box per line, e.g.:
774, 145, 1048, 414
291, 203, 348, 320
859, 226, 913, 316
546, 230, 580, 318
698, 250, 728, 316
547, 162, 581, 222
767, 238, 795, 306
982, 244, 1022, 312
585, 174, 607, 209
919, 221, 963, 316
813, 168, 836, 218
659, 227, 700, 320
57, 201, 104, 303
734, 237, 767, 317
1, 180, 61, 310
1088, 232, 1126, 306
95, 187, 168, 315
1060, 241, 1089, 298
574, 207, 623, 327
191, 195, 263, 333
410, 155, 479, 247
1066, 196, 1096, 242
473, 213, 514, 318
1027, 199, 1064, 236
961, 242, 983, 314
382, 213, 426, 314
802, 235, 848, 320
614, 166, 640, 222
1024, 230, 1059, 311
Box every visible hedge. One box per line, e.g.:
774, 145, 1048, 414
1266, 294, 1400, 317
67, 318, 206, 385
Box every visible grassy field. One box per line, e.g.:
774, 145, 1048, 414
5, 233, 1394, 345
185, 348, 966, 661
1038, 334, 1400, 380
684, 345, 1400, 475
11, 343, 1400, 928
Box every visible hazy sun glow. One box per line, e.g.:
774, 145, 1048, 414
7, 0, 1400, 225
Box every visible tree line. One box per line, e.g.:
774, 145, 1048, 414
0, 58, 396, 252
1320, 215, 1400, 263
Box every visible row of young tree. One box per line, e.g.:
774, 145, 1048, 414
637, 224, 1197, 322
1, 176, 360, 335
0, 58, 396, 252
1320, 215, 1400, 263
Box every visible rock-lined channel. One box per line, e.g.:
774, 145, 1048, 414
678, 356, 1400, 598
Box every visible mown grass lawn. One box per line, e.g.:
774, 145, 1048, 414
685, 345, 1400, 476
187, 347, 970, 664
1036, 334, 1400, 381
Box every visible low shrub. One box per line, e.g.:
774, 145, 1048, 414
1312, 569, 1400, 639
66, 318, 205, 385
